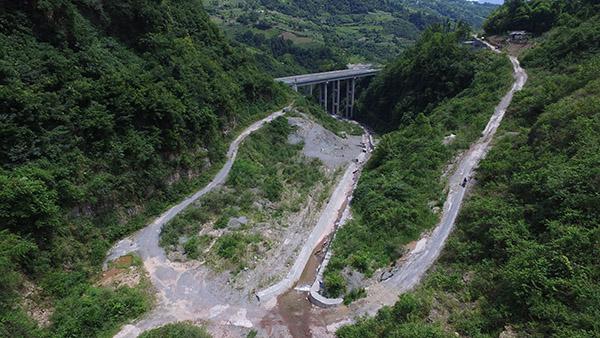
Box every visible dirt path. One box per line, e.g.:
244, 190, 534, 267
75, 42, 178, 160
106, 106, 369, 337
107, 108, 289, 337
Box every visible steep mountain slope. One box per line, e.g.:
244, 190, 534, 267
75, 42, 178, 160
0, 0, 286, 336
337, 1, 600, 337
205, 0, 497, 75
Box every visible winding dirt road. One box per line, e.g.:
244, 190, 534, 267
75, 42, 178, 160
108, 108, 289, 337
108, 107, 369, 337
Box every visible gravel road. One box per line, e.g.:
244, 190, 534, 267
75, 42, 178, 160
318, 55, 528, 334
106, 106, 367, 337
108, 108, 288, 337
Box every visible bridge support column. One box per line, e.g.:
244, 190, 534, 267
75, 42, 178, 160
345, 79, 351, 118
333, 80, 341, 115
319, 83, 323, 106
346, 78, 356, 118
324, 81, 329, 113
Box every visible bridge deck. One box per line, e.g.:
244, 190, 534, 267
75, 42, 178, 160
275, 68, 380, 87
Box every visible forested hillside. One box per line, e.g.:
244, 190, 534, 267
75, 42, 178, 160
205, 0, 497, 76
0, 1, 286, 336
338, 1, 600, 337
484, 0, 595, 35
357, 22, 474, 131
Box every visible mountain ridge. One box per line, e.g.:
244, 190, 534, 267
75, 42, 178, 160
206, 0, 498, 75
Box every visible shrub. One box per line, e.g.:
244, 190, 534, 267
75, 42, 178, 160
184, 236, 201, 260
324, 271, 347, 298
50, 285, 151, 337
343, 288, 366, 305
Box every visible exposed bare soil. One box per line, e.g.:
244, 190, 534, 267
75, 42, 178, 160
20, 278, 53, 328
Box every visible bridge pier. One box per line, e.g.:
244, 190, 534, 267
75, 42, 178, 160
346, 78, 356, 118
324, 82, 328, 113
333, 80, 341, 115
275, 67, 378, 117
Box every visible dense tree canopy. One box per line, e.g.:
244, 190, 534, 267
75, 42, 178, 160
340, 1, 600, 336
483, 0, 600, 34
357, 23, 474, 132
0, 0, 287, 335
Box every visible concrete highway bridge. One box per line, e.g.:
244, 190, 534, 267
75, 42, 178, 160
276, 67, 380, 118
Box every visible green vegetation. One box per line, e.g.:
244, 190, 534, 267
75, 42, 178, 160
338, 2, 600, 337
484, 0, 599, 35
183, 235, 214, 260
338, 293, 448, 337
325, 117, 449, 298
0, 0, 287, 335
139, 322, 211, 338
324, 25, 513, 298
357, 23, 473, 132
228, 25, 346, 76
50, 284, 152, 338
343, 287, 367, 305
205, 0, 497, 75
214, 233, 263, 269
0, 230, 41, 337
160, 116, 328, 271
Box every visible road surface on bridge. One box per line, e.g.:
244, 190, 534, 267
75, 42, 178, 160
276, 68, 380, 87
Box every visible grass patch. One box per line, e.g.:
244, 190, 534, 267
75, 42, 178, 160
343, 287, 367, 305
139, 322, 211, 338
213, 233, 263, 271
50, 283, 153, 338
183, 235, 214, 260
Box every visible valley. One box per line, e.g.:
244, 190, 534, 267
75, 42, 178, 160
204, 0, 496, 75
1, 1, 598, 338
106, 41, 525, 337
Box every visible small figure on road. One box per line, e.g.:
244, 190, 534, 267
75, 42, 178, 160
461, 177, 468, 188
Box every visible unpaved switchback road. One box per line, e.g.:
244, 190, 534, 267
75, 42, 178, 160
106, 108, 287, 264
316, 55, 528, 334
107, 107, 288, 337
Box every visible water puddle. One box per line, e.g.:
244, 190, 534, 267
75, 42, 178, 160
296, 236, 329, 288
